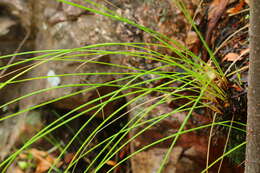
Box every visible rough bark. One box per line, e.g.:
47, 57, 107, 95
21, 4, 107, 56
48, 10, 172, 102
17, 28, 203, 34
246, 0, 260, 172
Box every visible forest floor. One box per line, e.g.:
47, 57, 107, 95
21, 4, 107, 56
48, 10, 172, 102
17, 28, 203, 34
3, 0, 249, 172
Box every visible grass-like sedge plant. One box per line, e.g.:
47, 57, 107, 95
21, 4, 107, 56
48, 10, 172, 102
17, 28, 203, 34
0, 0, 246, 172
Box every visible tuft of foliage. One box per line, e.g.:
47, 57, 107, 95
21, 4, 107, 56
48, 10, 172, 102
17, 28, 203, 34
0, 0, 246, 172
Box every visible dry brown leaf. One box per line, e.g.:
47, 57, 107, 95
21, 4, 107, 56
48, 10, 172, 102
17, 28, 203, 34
18, 153, 28, 159
106, 160, 117, 166
206, 0, 229, 44
64, 152, 75, 164
202, 0, 229, 61
13, 167, 24, 173
240, 48, 250, 55
231, 84, 243, 92
29, 148, 62, 173
222, 48, 249, 62
185, 31, 198, 45
227, 0, 245, 14
222, 52, 240, 62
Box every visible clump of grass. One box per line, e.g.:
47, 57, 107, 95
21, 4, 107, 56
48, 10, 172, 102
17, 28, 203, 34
0, 0, 246, 172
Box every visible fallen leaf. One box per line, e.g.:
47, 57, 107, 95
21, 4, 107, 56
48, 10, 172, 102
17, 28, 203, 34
28, 148, 62, 173
202, 0, 229, 61
240, 48, 250, 55
119, 145, 130, 159
222, 48, 249, 62
222, 52, 240, 62
18, 153, 28, 160
227, 0, 245, 14
106, 160, 117, 166
185, 31, 198, 45
206, 0, 229, 44
13, 167, 24, 173
64, 152, 75, 164
231, 84, 243, 92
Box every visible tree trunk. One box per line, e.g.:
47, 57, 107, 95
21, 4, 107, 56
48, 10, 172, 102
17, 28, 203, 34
246, 1, 260, 172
